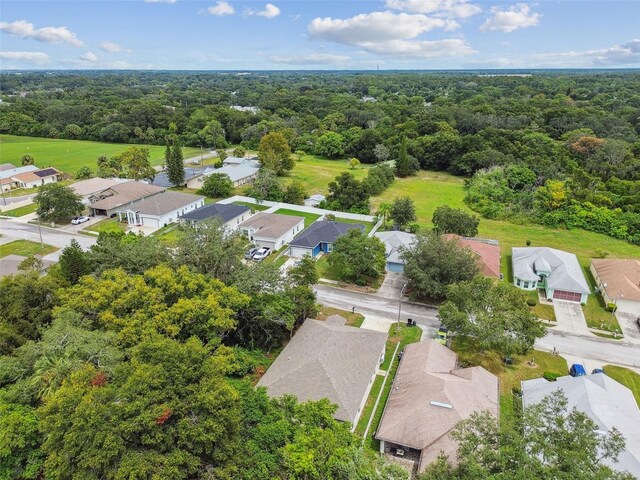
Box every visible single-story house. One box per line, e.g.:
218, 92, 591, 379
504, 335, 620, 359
70, 178, 129, 204
88, 181, 166, 217
374, 231, 417, 273
180, 203, 251, 230
304, 194, 325, 208
222, 156, 259, 167
288, 220, 364, 258
239, 212, 305, 250
522, 373, 640, 478
118, 191, 205, 228
257, 315, 387, 429
0, 165, 60, 191
150, 167, 209, 188
512, 247, 590, 303
590, 258, 640, 314
185, 163, 260, 189
444, 234, 501, 278
376, 339, 499, 472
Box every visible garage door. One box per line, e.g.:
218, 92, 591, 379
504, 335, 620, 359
289, 246, 312, 258
553, 290, 582, 302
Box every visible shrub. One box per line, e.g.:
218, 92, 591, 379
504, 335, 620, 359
543, 372, 561, 381
594, 248, 609, 258
606, 303, 617, 312
526, 298, 537, 307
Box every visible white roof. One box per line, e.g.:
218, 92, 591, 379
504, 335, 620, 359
374, 231, 417, 265
522, 374, 640, 477
0, 164, 38, 180
212, 164, 259, 183
512, 247, 590, 294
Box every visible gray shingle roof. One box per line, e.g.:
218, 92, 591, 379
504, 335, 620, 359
239, 212, 304, 240
150, 167, 209, 187
512, 247, 590, 293
180, 203, 249, 223
374, 231, 417, 265
257, 319, 387, 424
290, 221, 364, 248
128, 191, 204, 216
522, 374, 640, 477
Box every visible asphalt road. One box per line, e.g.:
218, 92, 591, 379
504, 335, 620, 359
0, 192, 36, 206
314, 284, 440, 326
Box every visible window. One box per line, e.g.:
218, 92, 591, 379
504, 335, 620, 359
523, 282, 529, 288
516, 279, 521, 287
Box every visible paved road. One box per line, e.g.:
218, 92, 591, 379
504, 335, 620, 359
0, 192, 36, 206
314, 284, 440, 326
0, 218, 96, 259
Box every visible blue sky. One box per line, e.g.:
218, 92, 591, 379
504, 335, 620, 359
1, 0, 639, 69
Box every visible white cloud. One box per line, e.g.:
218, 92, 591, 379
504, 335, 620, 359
0, 51, 50, 64
247, 3, 280, 18
79, 51, 98, 62
308, 11, 473, 58
270, 53, 351, 65
207, 1, 234, 16
536, 39, 640, 67
480, 3, 540, 33
386, 0, 481, 18
144, 0, 177, 3
0, 20, 83, 46
99, 41, 127, 53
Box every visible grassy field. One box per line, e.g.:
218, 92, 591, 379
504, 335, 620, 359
451, 337, 568, 425
273, 208, 320, 227
283, 155, 370, 193
2, 202, 38, 217
0, 134, 201, 173
0, 239, 57, 258
604, 365, 640, 407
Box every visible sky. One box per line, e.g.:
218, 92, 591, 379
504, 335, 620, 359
1, 0, 639, 70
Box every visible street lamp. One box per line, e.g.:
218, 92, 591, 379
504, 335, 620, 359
396, 283, 408, 334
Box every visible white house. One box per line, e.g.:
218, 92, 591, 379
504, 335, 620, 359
0, 165, 60, 191
118, 191, 205, 229
512, 247, 590, 303
238, 212, 305, 250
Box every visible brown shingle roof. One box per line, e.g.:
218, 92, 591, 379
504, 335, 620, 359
239, 212, 304, 240
376, 340, 498, 471
257, 319, 387, 424
89, 181, 165, 211
591, 258, 640, 302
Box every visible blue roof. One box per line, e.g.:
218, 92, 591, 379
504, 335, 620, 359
290, 221, 365, 249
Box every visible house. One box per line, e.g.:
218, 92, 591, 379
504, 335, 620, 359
257, 316, 387, 429
180, 203, 251, 230
185, 163, 260, 189
444, 234, 501, 278
0, 254, 55, 278
512, 247, 590, 303
375, 340, 499, 472
222, 156, 259, 167
374, 231, 417, 273
304, 194, 326, 208
239, 212, 304, 250
118, 191, 204, 228
150, 167, 210, 188
70, 178, 129, 204
0, 165, 60, 192
590, 259, 640, 314
522, 373, 640, 478
88, 181, 166, 217
288, 220, 364, 258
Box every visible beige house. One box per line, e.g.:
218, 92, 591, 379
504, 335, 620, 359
257, 316, 387, 429
591, 258, 640, 315
88, 181, 166, 217
238, 212, 304, 250
376, 340, 499, 472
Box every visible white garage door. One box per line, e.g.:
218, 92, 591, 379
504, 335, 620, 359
289, 246, 313, 258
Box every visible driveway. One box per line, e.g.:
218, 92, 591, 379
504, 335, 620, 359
552, 300, 592, 335
376, 272, 407, 300
616, 310, 640, 345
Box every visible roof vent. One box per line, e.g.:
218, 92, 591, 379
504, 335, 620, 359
430, 400, 453, 409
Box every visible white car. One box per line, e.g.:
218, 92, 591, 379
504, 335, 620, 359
252, 247, 271, 261
71, 216, 90, 225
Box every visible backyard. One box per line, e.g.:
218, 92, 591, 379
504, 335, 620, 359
283, 154, 371, 193
0, 239, 58, 258
272, 208, 320, 228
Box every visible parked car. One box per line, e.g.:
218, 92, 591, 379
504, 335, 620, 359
244, 247, 259, 260
71, 216, 90, 225
592, 368, 606, 375
252, 247, 271, 261
434, 325, 448, 345
570, 364, 587, 377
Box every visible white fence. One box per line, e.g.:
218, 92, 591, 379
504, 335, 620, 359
218, 195, 383, 235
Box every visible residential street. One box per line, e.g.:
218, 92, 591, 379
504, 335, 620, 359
315, 284, 640, 373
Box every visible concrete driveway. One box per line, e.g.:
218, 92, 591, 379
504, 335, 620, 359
616, 310, 640, 345
377, 272, 407, 300
552, 300, 592, 335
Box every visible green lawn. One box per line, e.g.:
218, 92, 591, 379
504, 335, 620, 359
2, 202, 38, 217
316, 255, 342, 282
527, 291, 556, 322
316, 306, 365, 327
0, 134, 201, 173
451, 337, 568, 426
355, 375, 385, 435
283, 154, 371, 194
604, 365, 640, 407
273, 208, 320, 228
332, 216, 376, 235
0, 240, 57, 258
84, 217, 126, 234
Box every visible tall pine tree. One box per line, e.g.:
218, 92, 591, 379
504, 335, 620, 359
395, 136, 412, 178
167, 136, 185, 187
59, 239, 90, 284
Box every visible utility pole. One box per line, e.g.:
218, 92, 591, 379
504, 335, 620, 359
396, 283, 408, 334
608, 290, 623, 330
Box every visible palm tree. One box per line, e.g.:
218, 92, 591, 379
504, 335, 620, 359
376, 202, 392, 223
